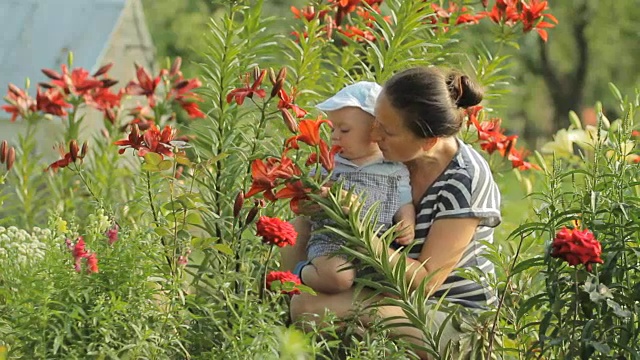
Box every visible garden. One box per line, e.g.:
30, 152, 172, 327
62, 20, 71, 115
1, 0, 639, 359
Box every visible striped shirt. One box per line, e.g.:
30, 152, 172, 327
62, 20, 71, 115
405, 138, 501, 308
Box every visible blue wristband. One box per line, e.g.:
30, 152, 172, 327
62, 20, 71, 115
292, 260, 311, 284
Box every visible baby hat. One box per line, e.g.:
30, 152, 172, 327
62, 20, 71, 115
316, 81, 382, 117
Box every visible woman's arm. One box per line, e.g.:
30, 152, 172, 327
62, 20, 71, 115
372, 217, 480, 293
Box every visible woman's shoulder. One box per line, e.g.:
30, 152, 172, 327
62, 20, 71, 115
453, 139, 495, 182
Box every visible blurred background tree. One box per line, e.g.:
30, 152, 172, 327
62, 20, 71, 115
142, 0, 640, 144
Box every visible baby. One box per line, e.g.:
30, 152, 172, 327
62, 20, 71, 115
294, 81, 415, 294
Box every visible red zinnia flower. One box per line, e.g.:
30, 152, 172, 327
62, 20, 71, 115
266, 270, 302, 295
256, 216, 298, 248
551, 227, 604, 272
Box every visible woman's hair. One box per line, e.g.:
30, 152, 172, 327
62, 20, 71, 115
383, 67, 483, 138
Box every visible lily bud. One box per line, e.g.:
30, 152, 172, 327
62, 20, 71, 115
101, 79, 118, 88
252, 66, 261, 83
233, 191, 245, 218
173, 79, 189, 90
69, 140, 79, 162
38, 82, 54, 89
175, 165, 184, 179
42, 68, 62, 80
246, 206, 259, 224
281, 109, 299, 134
8, 83, 23, 97
0, 140, 7, 163
269, 68, 277, 86
276, 67, 287, 83
93, 63, 113, 77
131, 124, 140, 140
170, 57, 182, 77
273, 78, 287, 98
80, 142, 88, 158
6, 147, 15, 171
101, 128, 110, 139
105, 108, 117, 125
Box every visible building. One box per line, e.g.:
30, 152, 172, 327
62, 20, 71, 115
0, 0, 155, 160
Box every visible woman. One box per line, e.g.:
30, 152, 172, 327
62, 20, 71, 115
282, 67, 501, 358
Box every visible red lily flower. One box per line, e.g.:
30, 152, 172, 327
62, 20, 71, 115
285, 117, 332, 149
274, 180, 311, 214
114, 124, 145, 154
520, 0, 558, 42
245, 158, 278, 201
46, 65, 104, 96
36, 87, 72, 117
356, 5, 391, 26
478, 1, 520, 26
226, 71, 267, 105
307, 142, 341, 172
507, 146, 541, 171
290, 5, 329, 21
126, 64, 161, 106
170, 78, 203, 102
84, 87, 122, 111
2, 84, 37, 122
139, 124, 177, 158
277, 89, 307, 118
46, 140, 87, 172
178, 100, 205, 119
338, 25, 376, 42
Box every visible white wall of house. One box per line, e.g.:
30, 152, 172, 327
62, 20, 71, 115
0, 0, 155, 163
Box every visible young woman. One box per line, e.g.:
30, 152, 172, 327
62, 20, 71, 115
282, 67, 501, 358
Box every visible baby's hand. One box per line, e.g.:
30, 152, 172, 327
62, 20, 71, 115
394, 221, 414, 246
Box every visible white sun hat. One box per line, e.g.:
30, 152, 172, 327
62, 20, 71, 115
316, 81, 382, 117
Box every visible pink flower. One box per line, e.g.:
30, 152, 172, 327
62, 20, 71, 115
86, 253, 99, 273
106, 225, 119, 245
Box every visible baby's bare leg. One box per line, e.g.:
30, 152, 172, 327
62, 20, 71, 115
302, 256, 355, 294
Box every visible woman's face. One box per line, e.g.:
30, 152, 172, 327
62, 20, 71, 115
372, 92, 428, 162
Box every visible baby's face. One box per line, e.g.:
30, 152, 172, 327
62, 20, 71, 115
327, 107, 380, 161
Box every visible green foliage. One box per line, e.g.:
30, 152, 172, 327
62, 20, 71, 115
507, 86, 640, 358
3, 0, 638, 359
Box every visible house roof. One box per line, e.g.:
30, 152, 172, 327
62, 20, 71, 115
0, 0, 127, 92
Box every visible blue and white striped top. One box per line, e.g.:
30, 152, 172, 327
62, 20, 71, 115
405, 138, 501, 308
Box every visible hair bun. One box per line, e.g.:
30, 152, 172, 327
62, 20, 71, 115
446, 72, 483, 108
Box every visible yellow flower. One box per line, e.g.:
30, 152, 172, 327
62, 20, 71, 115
57, 220, 68, 233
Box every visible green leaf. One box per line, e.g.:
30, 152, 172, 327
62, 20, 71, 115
175, 155, 193, 167
213, 243, 233, 256
154, 226, 171, 236
157, 160, 173, 171
185, 212, 202, 225
141, 163, 159, 172
144, 152, 163, 166
511, 256, 545, 275
608, 82, 623, 103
